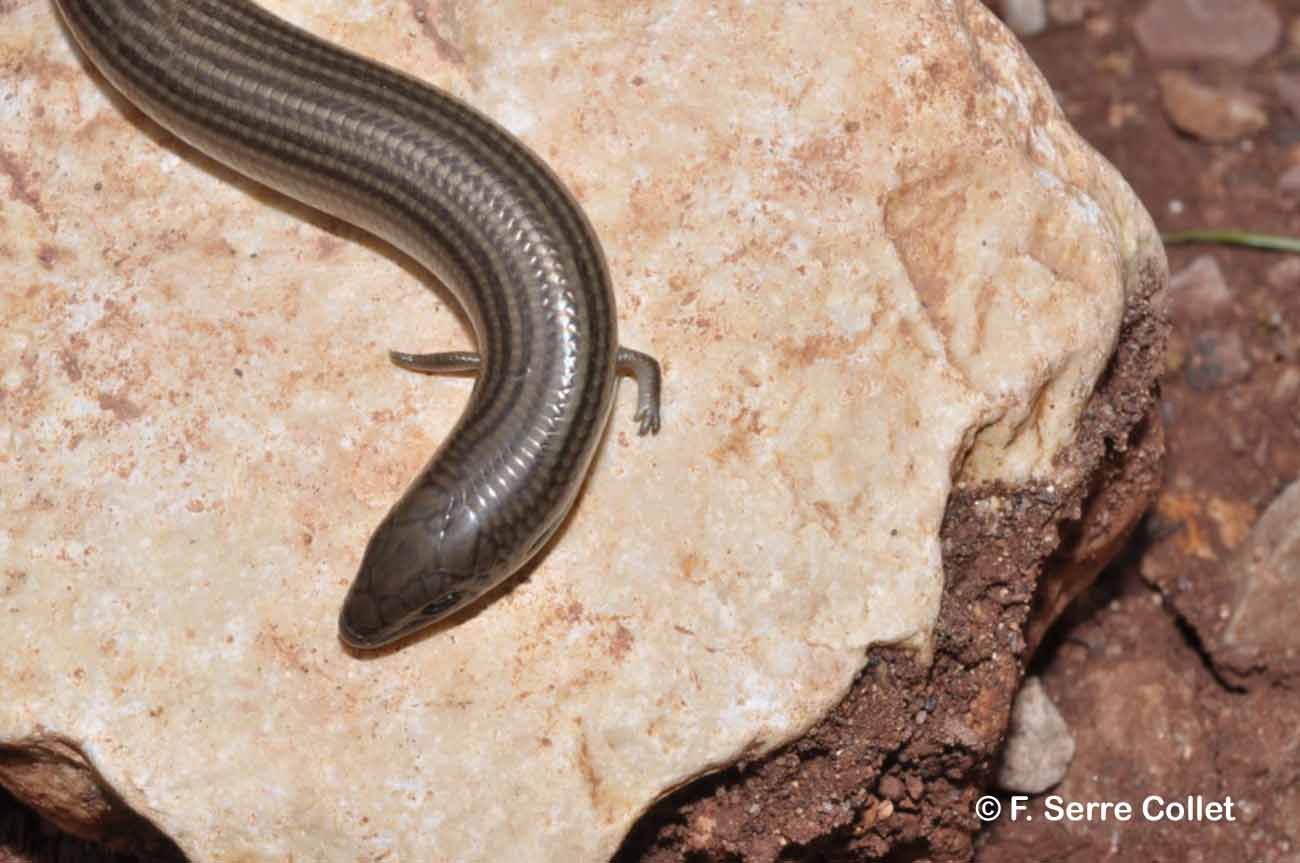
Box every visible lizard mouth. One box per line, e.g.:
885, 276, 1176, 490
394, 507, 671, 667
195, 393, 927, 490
338, 584, 471, 649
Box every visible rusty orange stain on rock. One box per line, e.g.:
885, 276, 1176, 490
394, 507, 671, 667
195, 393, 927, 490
1205, 495, 1256, 552
1155, 491, 1218, 561
679, 551, 703, 586
604, 622, 634, 662
812, 500, 841, 539
0, 146, 43, 217
574, 722, 604, 813
96, 389, 143, 422
709, 406, 765, 464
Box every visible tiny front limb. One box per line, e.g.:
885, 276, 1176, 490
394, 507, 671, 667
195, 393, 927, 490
393, 346, 661, 434
389, 350, 481, 374
617, 347, 662, 435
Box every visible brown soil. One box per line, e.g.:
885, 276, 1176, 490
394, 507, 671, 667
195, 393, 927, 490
7, 1, 1297, 862
976, 2, 1300, 862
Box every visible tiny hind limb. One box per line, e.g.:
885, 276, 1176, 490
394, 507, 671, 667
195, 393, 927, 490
392, 346, 663, 435
617, 347, 662, 435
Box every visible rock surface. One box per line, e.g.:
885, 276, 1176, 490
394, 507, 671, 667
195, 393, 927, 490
1, 1, 1162, 861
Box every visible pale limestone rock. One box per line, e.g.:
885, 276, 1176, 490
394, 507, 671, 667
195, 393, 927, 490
1, 0, 1162, 860
996, 677, 1075, 794
997, 0, 1048, 37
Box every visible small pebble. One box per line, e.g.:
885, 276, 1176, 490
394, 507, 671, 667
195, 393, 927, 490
1280, 165, 1300, 197
1158, 71, 1268, 143
1169, 255, 1231, 315
1267, 257, 1300, 289
998, 0, 1048, 36
1275, 73, 1300, 121
1186, 330, 1251, 390
996, 677, 1075, 794
1046, 0, 1095, 25
1135, 0, 1281, 65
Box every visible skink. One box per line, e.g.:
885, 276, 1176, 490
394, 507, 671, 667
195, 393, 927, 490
54, 0, 662, 648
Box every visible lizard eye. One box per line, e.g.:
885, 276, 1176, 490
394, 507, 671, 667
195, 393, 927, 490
420, 592, 463, 618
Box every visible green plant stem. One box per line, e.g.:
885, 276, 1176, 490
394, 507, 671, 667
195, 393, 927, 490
1162, 230, 1300, 253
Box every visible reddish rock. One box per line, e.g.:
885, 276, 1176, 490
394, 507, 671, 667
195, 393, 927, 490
1135, 0, 1281, 65
1275, 72, 1300, 120
1158, 71, 1269, 143
1267, 257, 1300, 290
1186, 329, 1251, 390
1280, 165, 1300, 198
1217, 480, 1300, 682
1169, 255, 1232, 316
1045, 0, 1099, 25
